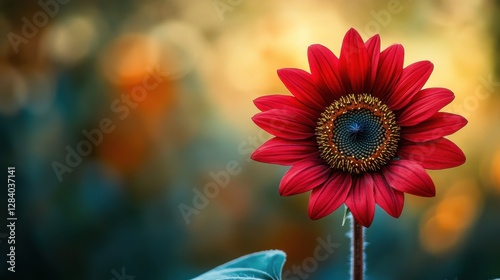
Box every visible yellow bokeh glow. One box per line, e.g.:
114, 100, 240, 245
420, 180, 482, 254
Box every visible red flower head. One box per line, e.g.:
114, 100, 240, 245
251, 28, 467, 227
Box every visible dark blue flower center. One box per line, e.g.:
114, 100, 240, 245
315, 94, 400, 174
334, 109, 385, 159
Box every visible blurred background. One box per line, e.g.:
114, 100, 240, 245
0, 0, 499, 279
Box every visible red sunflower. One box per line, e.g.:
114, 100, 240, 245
251, 28, 467, 227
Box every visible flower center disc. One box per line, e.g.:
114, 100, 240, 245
315, 94, 400, 174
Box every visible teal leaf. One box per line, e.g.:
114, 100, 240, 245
191, 250, 286, 280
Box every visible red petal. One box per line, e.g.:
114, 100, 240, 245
372, 44, 404, 101
279, 161, 330, 196
373, 173, 404, 218
365, 34, 381, 92
383, 160, 436, 197
345, 173, 375, 227
254, 95, 287, 111
251, 138, 319, 165
308, 172, 352, 220
307, 44, 344, 103
252, 109, 315, 140
388, 61, 434, 110
253, 95, 320, 120
398, 138, 466, 169
401, 112, 468, 142
398, 88, 455, 127
277, 68, 326, 111
339, 28, 371, 94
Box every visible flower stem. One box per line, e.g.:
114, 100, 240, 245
351, 215, 364, 280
